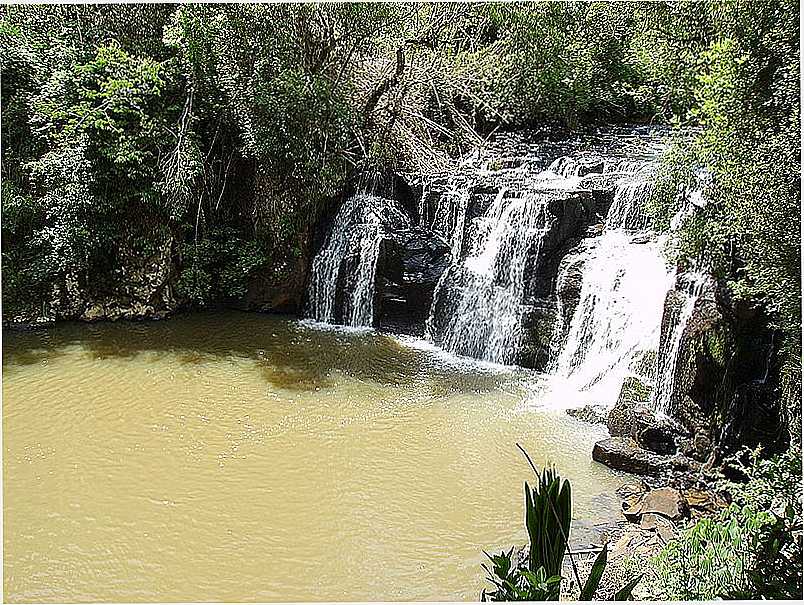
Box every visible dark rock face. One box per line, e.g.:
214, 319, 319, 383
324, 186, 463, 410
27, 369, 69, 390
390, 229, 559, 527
636, 425, 678, 456
48, 231, 180, 322
656, 272, 789, 460
523, 192, 598, 300
592, 437, 672, 476
374, 228, 451, 334
554, 244, 587, 333
243, 253, 309, 314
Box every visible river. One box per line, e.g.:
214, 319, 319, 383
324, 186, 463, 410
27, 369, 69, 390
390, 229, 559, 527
3, 311, 621, 601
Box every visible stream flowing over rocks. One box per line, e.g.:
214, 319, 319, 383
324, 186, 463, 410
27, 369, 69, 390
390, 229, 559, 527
305, 126, 790, 473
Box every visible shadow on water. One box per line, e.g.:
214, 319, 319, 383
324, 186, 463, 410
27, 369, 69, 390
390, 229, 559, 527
2, 311, 527, 396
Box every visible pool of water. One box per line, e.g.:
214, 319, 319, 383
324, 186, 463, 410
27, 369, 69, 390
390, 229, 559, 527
3, 311, 622, 601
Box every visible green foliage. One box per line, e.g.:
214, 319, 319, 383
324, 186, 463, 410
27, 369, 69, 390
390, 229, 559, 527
524, 467, 572, 581
652, 504, 774, 600
579, 547, 607, 601
647, 0, 800, 433
482, 448, 640, 601
649, 446, 803, 600
176, 228, 269, 307
482, 548, 562, 602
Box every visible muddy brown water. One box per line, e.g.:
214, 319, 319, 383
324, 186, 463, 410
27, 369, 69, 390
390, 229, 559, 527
3, 311, 622, 601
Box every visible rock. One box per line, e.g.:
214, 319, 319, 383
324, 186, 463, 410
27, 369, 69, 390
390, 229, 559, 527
636, 424, 677, 455
640, 513, 677, 543
622, 487, 689, 523
517, 300, 558, 369
592, 437, 672, 476
629, 350, 658, 379
618, 375, 653, 405
606, 376, 680, 455
554, 244, 588, 333
639, 512, 659, 530
375, 227, 451, 334
566, 404, 608, 426
669, 453, 702, 473
655, 270, 789, 461
60, 231, 180, 322
524, 191, 597, 299
637, 487, 689, 521
683, 487, 727, 516
244, 252, 309, 313
607, 377, 654, 437
691, 431, 712, 460
616, 478, 649, 512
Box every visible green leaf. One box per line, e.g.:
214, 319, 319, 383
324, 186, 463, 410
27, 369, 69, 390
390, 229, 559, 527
614, 574, 643, 601
579, 545, 608, 600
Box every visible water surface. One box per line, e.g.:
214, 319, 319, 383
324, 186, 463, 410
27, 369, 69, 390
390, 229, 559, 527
3, 312, 621, 602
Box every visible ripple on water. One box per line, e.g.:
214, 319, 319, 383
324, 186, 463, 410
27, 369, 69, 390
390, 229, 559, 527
3, 311, 622, 602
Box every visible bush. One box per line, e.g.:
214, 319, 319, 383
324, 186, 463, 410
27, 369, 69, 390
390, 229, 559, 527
481, 446, 640, 601
648, 447, 803, 600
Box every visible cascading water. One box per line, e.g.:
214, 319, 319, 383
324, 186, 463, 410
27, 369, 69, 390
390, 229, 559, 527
653, 273, 709, 416
605, 173, 654, 231
550, 234, 672, 406
426, 189, 551, 364
549, 163, 673, 407
306, 194, 410, 327
425, 177, 472, 259
308, 127, 687, 413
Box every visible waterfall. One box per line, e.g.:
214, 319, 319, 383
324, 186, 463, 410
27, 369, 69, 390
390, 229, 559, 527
551, 233, 672, 406
549, 165, 672, 407
426, 177, 472, 259
548, 156, 584, 179
606, 176, 654, 231
307, 128, 679, 404
653, 272, 708, 416
426, 189, 550, 365
306, 194, 410, 327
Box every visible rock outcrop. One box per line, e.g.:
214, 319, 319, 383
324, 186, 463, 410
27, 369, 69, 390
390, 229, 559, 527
375, 228, 451, 334
46, 231, 180, 322
654, 271, 789, 460
592, 437, 672, 476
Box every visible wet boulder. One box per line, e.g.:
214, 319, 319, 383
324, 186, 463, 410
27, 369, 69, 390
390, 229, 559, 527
516, 299, 558, 370
375, 227, 451, 335
607, 377, 679, 455
623, 487, 689, 522
656, 271, 789, 460
566, 404, 609, 426
592, 437, 672, 476
607, 376, 654, 437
